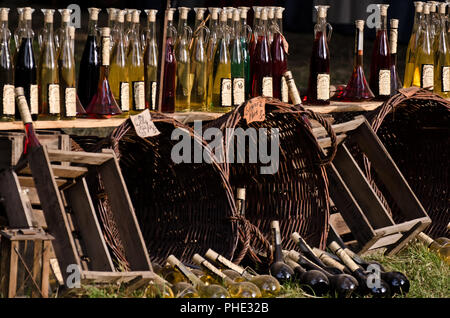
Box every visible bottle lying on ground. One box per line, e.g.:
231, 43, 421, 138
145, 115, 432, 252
284, 257, 329, 296
417, 232, 450, 265
269, 220, 294, 283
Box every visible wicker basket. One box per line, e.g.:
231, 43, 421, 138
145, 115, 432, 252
204, 98, 337, 264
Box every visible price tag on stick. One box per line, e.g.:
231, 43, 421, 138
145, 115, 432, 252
244, 97, 266, 124
130, 109, 161, 138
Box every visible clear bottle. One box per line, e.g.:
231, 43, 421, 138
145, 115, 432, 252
127, 10, 146, 114
0, 8, 14, 122
206, 7, 221, 108
190, 8, 209, 111
404, 2, 424, 88
176, 7, 191, 48
433, 3, 450, 98
109, 10, 130, 117
428, 1, 439, 45
38, 9, 60, 120
107, 8, 118, 51
210, 10, 232, 112
369, 4, 392, 100
412, 3, 434, 89
161, 8, 177, 113
305, 5, 332, 105
144, 9, 158, 111
238, 7, 252, 99
339, 20, 374, 101
417, 232, 450, 265
390, 19, 402, 96
85, 27, 121, 118
55, 9, 72, 52
271, 7, 289, 103
175, 7, 192, 112
230, 9, 245, 108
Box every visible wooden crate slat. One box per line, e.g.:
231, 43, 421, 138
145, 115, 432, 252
18, 176, 67, 188
20, 165, 88, 179
373, 217, 431, 237
46, 149, 112, 165
313, 116, 365, 138
384, 221, 429, 256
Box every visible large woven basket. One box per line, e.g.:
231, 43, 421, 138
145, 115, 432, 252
204, 98, 337, 264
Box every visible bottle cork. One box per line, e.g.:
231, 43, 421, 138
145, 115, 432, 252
24, 7, 32, 20
179, 7, 190, 20
316, 5, 329, 19
116, 10, 125, 23
107, 8, 117, 21
220, 10, 227, 22
267, 7, 275, 20
328, 241, 359, 272
43, 9, 55, 23
417, 232, 434, 246
414, 1, 424, 13
146, 9, 157, 22
429, 1, 437, 13
226, 7, 233, 20
233, 8, 240, 21
288, 250, 301, 262
253, 7, 262, 19
167, 8, 175, 21
438, 3, 447, 14
15, 87, 32, 124
0, 8, 9, 21
355, 19, 364, 31
60, 9, 71, 23
275, 7, 285, 19
132, 10, 140, 23
88, 7, 100, 21
236, 188, 246, 200
194, 7, 206, 20
260, 8, 268, 20
379, 4, 389, 16
423, 3, 430, 15
238, 7, 250, 19
209, 7, 220, 20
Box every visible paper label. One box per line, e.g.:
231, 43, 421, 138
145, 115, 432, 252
442, 66, 450, 92
64, 87, 76, 117
133, 81, 145, 110
2, 84, 15, 115
220, 78, 232, 107
233, 77, 245, 106
421, 64, 434, 90
317, 73, 330, 101
262, 77, 273, 97
151, 81, 157, 110
102, 36, 110, 66
120, 82, 130, 111
17, 95, 32, 123
244, 96, 266, 124
130, 109, 160, 138
281, 77, 289, 103
30, 84, 38, 115
48, 84, 60, 114
379, 69, 391, 96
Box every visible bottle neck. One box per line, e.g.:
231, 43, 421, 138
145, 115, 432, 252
271, 226, 283, 262
44, 21, 54, 38
24, 19, 33, 38
378, 14, 387, 31
276, 17, 283, 35
146, 20, 156, 41
88, 19, 98, 36
413, 10, 423, 32
354, 26, 364, 68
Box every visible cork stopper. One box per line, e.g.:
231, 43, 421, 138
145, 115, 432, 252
116, 10, 125, 23
179, 7, 190, 20
238, 7, 250, 19
328, 241, 360, 272
355, 19, 364, 31
88, 7, 100, 21
275, 7, 285, 19
205, 249, 219, 261
236, 188, 246, 200
288, 250, 301, 262
390, 19, 399, 29
428, 1, 437, 13
167, 8, 176, 21
24, 7, 32, 20
260, 8, 268, 21
414, 1, 424, 13
42, 9, 55, 23
417, 232, 434, 246
253, 6, 262, 19
225, 7, 233, 20
167, 255, 180, 267
291, 232, 301, 243
379, 4, 389, 16
438, 3, 447, 14
315, 5, 329, 19
220, 9, 227, 22
209, 7, 220, 20
125, 9, 133, 22
107, 8, 117, 21
60, 9, 71, 23
145, 9, 157, 22
423, 3, 430, 14
194, 7, 205, 20
233, 8, 240, 21
271, 220, 280, 231
267, 7, 275, 20
132, 10, 140, 23
0, 8, 9, 21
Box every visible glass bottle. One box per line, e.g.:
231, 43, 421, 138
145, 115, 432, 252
206, 7, 221, 108
161, 8, 177, 113
190, 8, 209, 111
127, 10, 145, 114
369, 4, 391, 100
15, 87, 41, 154
238, 7, 252, 99
107, 8, 118, 51
417, 232, 449, 265
230, 9, 245, 108
271, 7, 289, 103
433, 3, 450, 98
175, 7, 192, 112
339, 20, 374, 102
269, 221, 294, 284
389, 19, 402, 96
428, 1, 439, 45
78, 8, 100, 110
404, 2, 424, 88
412, 3, 434, 89
0, 8, 14, 122
85, 27, 121, 119
144, 9, 158, 111
13, 7, 25, 59
55, 9, 71, 52
305, 5, 332, 105
109, 10, 130, 117
285, 258, 330, 296
210, 10, 232, 112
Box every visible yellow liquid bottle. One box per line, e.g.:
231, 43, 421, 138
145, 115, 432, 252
412, 3, 434, 89
433, 3, 450, 98
38, 9, 60, 120
206, 7, 221, 109
143, 9, 158, 111
417, 232, 450, 265
127, 10, 145, 114
109, 10, 129, 117
404, 2, 424, 88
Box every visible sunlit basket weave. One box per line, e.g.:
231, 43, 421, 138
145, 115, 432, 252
204, 97, 338, 264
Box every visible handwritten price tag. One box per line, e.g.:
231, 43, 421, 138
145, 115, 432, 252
244, 97, 266, 124
399, 87, 420, 98
130, 109, 161, 138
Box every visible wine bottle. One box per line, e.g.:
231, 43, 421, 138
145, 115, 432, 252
417, 232, 450, 265
161, 8, 177, 113
172, 281, 199, 298
0, 8, 14, 122
167, 255, 229, 298
369, 4, 392, 100
291, 232, 328, 269
206, 7, 220, 108
143, 9, 158, 111
329, 241, 391, 297
433, 3, 450, 98
283, 70, 302, 105
193, 254, 262, 298
271, 7, 288, 103
15, 87, 41, 154
269, 221, 294, 283
340, 20, 374, 101
78, 7, 100, 109
238, 7, 252, 100
404, 2, 424, 88
389, 19, 402, 96
14, 7, 38, 121
85, 27, 121, 118
230, 8, 245, 108
284, 258, 330, 296
312, 248, 352, 275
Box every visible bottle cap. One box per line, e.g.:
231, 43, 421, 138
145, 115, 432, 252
355, 19, 364, 31
233, 8, 240, 21
179, 7, 190, 20
253, 6, 262, 19
414, 1, 424, 13
390, 18, 399, 29
208, 7, 220, 20
423, 3, 430, 14
116, 10, 125, 23
379, 4, 389, 16
194, 7, 206, 20
315, 5, 330, 19
220, 9, 227, 22
429, 1, 437, 13
145, 9, 158, 22
238, 6, 250, 19
267, 7, 275, 20
88, 7, 100, 21
107, 8, 118, 21
275, 7, 285, 19
132, 9, 140, 23
438, 3, 447, 14
0, 8, 9, 21
236, 188, 246, 200
125, 9, 133, 22
42, 9, 55, 23
24, 7, 32, 20
59, 9, 71, 23
260, 8, 268, 20
167, 8, 176, 21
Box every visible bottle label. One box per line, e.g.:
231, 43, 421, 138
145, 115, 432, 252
421, 64, 434, 90
2, 84, 15, 115
233, 77, 245, 106
220, 78, 232, 107
151, 81, 157, 110
48, 84, 61, 114
378, 69, 391, 96
442, 66, 450, 92
316, 73, 330, 101
281, 77, 289, 103
17, 95, 32, 123
133, 81, 145, 110
30, 84, 38, 115
120, 82, 130, 111
262, 77, 273, 97
65, 87, 76, 117
102, 36, 110, 66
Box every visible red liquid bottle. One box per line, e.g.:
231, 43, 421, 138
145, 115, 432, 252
369, 4, 391, 101
389, 19, 402, 95
251, 8, 272, 98
339, 20, 374, 102
85, 27, 122, 118
161, 9, 177, 113
271, 7, 288, 102
305, 5, 332, 105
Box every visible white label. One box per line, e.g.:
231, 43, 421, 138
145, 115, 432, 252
262, 77, 273, 97
133, 81, 145, 110
30, 84, 38, 115
442, 67, 450, 92
48, 84, 60, 114
130, 109, 160, 138
151, 81, 157, 110
317, 73, 330, 101
233, 78, 245, 106
220, 78, 232, 107
281, 77, 289, 103
65, 87, 76, 117
379, 69, 391, 96
422, 64, 434, 90
2, 84, 15, 115
17, 95, 32, 123
102, 37, 110, 66
120, 82, 130, 111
